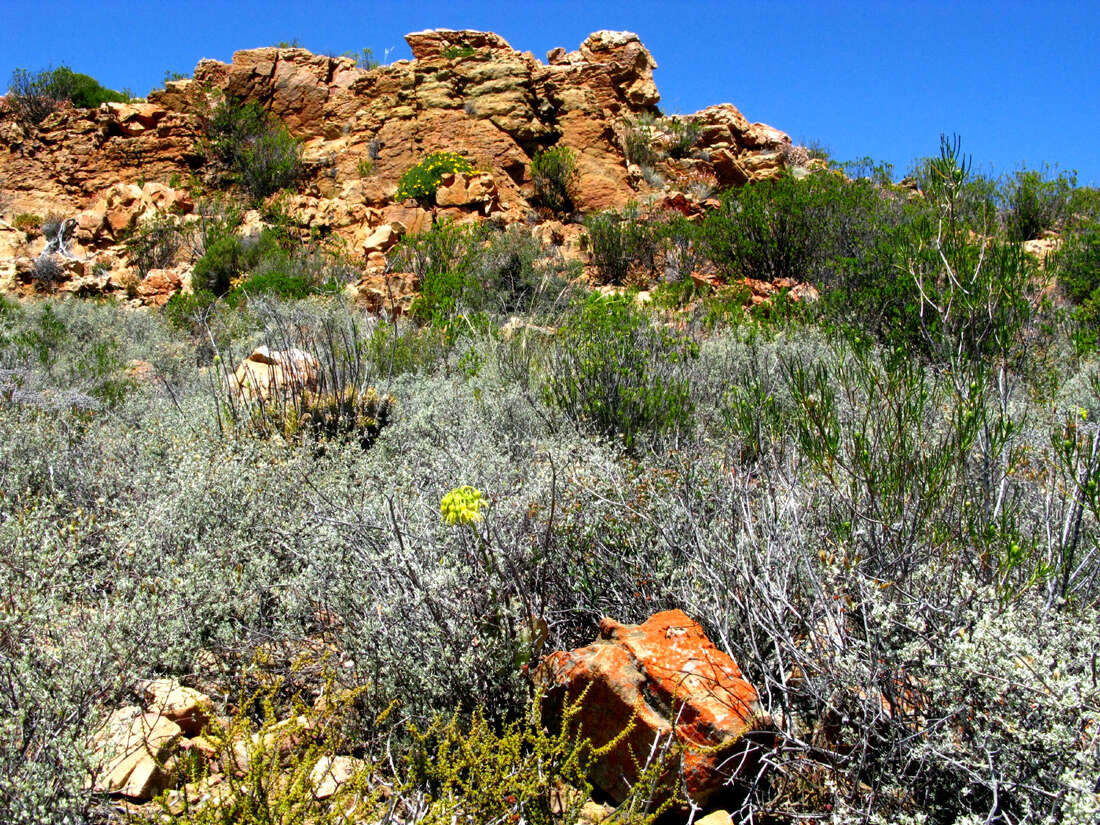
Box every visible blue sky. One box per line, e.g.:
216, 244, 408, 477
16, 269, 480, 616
3, 1, 1098, 185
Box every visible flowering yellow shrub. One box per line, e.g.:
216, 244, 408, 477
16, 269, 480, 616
441, 485, 485, 526
396, 152, 476, 203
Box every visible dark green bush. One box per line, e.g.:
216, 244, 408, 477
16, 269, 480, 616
236, 268, 316, 300
529, 145, 578, 214
1054, 219, 1100, 305
395, 152, 476, 204
192, 235, 248, 296
584, 207, 660, 285
191, 229, 284, 296
393, 221, 568, 325
5, 65, 127, 125
544, 293, 695, 451
1054, 218, 1100, 353
123, 213, 185, 276
1002, 165, 1075, 242
202, 96, 302, 202
699, 172, 837, 284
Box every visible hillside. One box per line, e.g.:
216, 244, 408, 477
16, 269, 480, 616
1, 27, 1099, 825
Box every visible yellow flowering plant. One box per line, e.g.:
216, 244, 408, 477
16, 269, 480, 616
396, 151, 477, 203
441, 485, 485, 526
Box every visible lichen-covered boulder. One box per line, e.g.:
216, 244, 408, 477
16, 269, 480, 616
536, 609, 772, 808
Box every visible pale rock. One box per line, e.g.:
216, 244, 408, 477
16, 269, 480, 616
139, 678, 214, 736
309, 755, 364, 798
229, 347, 320, 403
361, 223, 396, 255
88, 705, 183, 799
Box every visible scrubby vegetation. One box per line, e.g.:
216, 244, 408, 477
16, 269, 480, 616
5, 65, 129, 125
529, 146, 578, 215
200, 96, 303, 202
3, 135, 1100, 825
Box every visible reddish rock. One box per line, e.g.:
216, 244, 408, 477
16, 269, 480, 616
536, 610, 771, 808
136, 268, 183, 306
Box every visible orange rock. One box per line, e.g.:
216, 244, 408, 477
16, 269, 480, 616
136, 268, 183, 306
536, 610, 772, 808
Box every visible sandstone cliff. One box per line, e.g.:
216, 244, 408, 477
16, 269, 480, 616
0, 29, 799, 302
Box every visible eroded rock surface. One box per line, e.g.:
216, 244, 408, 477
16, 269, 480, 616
0, 29, 799, 303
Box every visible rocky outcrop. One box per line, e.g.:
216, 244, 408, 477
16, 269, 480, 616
536, 610, 773, 809
0, 29, 799, 303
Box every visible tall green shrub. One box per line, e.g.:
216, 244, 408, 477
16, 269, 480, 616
202, 97, 302, 202
1002, 165, 1075, 242
544, 294, 694, 451
529, 146, 578, 214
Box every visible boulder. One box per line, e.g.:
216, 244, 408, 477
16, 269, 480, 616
536, 610, 771, 808
309, 754, 365, 798
229, 346, 320, 403
434, 171, 499, 212
138, 678, 214, 736
136, 268, 183, 306
88, 705, 182, 799
577, 31, 660, 108
361, 223, 397, 256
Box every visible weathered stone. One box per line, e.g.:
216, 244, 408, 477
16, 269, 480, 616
229, 346, 320, 403
88, 706, 183, 799
136, 268, 183, 307
536, 610, 772, 808
139, 678, 214, 736
361, 223, 396, 255
309, 755, 365, 798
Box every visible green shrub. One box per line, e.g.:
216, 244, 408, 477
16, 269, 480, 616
664, 117, 703, 159
584, 207, 661, 285
11, 212, 41, 237
192, 235, 248, 296
620, 113, 660, 169
1055, 218, 1100, 304
5, 65, 127, 125
1002, 165, 1075, 242
441, 44, 477, 60
236, 268, 316, 300
529, 145, 578, 214
908, 137, 999, 231
476, 226, 570, 316
202, 96, 302, 202
395, 152, 476, 204
699, 172, 835, 284
544, 293, 695, 451
123, 212, 185, 276
1054, 218, 1100, 353
163, 289, 218, 330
